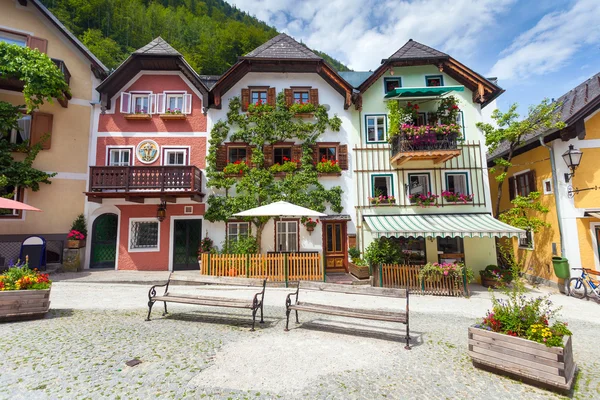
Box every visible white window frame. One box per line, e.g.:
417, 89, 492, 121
8, 114, 31, 145
128, 218, 160, 252
0, 32, 27, 47
227, 222, 250, 242
276, 220, 298, 252
406, 172, 432, 197
131, 93, 152, 114
543, 179, 553, 195
519, 230, 534, 250
365, 115, 387, 143
162, 147, 189, 166
0, 186, 21, 217
444, 171, 470, 195
166, 93, 184, 112
371, 174, 394, 198
107, 147, 133, 166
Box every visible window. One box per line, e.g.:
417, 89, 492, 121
519, 230, 534, 250
228, 147, 247, 163
132, 94, 150, 113
251, 89, 268, 105
407, 173, 431, 196
0, 186, 22, 218
416, 112, 428, 126
390, 237, 426, 265
108, 148, 131, 166
227, 222, 249, 242
372, 175, 393, 197
0, 32, 26, 47
318, 147, 336, 162
366, 115, 387, 143
456, 111, 465, 138
425, 75, 444, 87
384, 77, 402, 93
273, 147, 292, 164
163, 149, 188, 165
437, 237, 465, 263
276, 221, 298, 252
166, 93, 184, 112
129, 220, 159, 251
510, 170, 536, 199
7, 114, 31, 145
445, 172, 469, 195
543, 179, 553, 195
293, 90, 309, 104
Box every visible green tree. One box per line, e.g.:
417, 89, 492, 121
81, 29, 127, 70
205, 94, 343, 251
476, 99, 565, 217
499, 191, 550, 248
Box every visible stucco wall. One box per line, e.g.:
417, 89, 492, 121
573, 112, 600, 209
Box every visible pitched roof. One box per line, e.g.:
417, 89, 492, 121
339, 71, 373, 88
199, 75, 221, 89
134, 37, 181, 56
488, 71, 600, 160
385, 39, 449, 62
243, 33, 321, 60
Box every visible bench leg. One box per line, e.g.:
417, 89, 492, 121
145, 300, 155, 321
259, 303, 264, 324
295, 310, 299, 324
163, 301, 168, 316
250, 308, 257, 332
284, 308, 291, 332
405, 324, 411, 350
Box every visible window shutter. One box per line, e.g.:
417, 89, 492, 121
292, 145, 303, 167
149, 94, 156, 114
338, 144, 348, 170
508, 176, 516, 200
528, 170, 537, 193
216, 145, 227, 171
183, 94, 193, 114
247, 145, 254, 168
120, 92, 131, 114
26, 36, 48, 53
309, 88, 319, 106
30, 112, 53, 150
263, 144, 274, 167
284, 89, 293, 106
156, 94, 166, 114
241, 88, 250, 111
311, 145, 319, 166
267, 87, 276, 106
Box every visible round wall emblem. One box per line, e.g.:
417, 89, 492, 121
136, 140, 159, 164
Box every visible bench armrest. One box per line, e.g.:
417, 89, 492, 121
285, 289, 299, 308
148, 281, 169, 300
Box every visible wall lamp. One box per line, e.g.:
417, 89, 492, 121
562, 144, 583, 183
156, 200, 167, 222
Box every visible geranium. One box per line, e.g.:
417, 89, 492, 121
302, 218, 319, 228
67, 229, 85, 240
164, 107, 182, 115
223, 160, 249, 175
270, 159, 299, 174
369, 195, 396, 205
441, 190, 474, 204
247, 102, 274, 114
0, 260, 51, 291
409, 192, 439, 208
316, 157, 342, 174
289, 102, 316, 114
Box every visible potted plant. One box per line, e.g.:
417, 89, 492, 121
223, 160, 249, 176
409, 193, 439, 208
289, 102, 316, 117
269, 157, 299, 174
160, 107, 186, 120
315, 158, 342, 174
441, 190, 473, 204
302, 217, 319, 233
66, 214, 87, 249
0, 260, 52, 321
479, 264, 512, 288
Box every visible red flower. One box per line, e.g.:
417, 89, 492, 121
414, 104, 419, 110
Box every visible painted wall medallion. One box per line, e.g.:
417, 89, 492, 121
136, 140, 159, 164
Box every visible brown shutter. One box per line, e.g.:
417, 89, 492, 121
284, 89, 293, 106
312, 145, 319, 166
508, 176, 516, 200
30, 112, 53, 150
528, 170, 537, 194
27, 36, 48, 53
309, 88, 319, 106
246, 145, 254, 168
263, 144, 274, 167
292, 145, 303, 167
338, 144, 348, 170
267, 87, 276, 106
241, 88, 250, 112
216, 145, 227, 171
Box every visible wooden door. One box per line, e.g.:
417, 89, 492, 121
323, 221, 347, 272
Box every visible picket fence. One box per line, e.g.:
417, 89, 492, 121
376, 264, 468, 297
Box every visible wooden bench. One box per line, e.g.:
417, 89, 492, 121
146, 274, 267, 331
284, 281, 411, 349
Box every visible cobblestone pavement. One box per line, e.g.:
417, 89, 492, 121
1, 282, 599, 399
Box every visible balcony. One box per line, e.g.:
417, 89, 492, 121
86, 166, 204, 204
390, 131, 461, 167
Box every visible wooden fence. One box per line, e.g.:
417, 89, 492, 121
200, 253, 323, 285
375, 264, 468, 297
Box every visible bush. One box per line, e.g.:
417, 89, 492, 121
0, 260, 51, 291
221, 236, 259, 255
348, 246, 361, 261
480, 264, 512, 283
364, 237, 403, 265
70, 214, 87, 238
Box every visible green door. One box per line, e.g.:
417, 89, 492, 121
173, 219, 202, 270
90, 213, 118, 268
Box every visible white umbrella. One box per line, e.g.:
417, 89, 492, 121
233, 201, 326, 218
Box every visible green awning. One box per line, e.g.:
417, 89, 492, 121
384, 85, 465, 99
364, 214, 525, 239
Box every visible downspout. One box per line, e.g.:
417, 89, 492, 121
539, 136, 566, 257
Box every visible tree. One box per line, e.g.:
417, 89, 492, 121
205, 94, 343, 251
477, 99, 565, 217
499, 191, 550, 241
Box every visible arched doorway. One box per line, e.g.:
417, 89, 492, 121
90, 213, 118, 269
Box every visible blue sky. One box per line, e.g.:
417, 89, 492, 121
228, 0, 600, 115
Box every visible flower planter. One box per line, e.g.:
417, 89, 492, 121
159, 113, 186, 120
294, 113, 314, 119
0, 288, 51, 321
481, 276, 501, 288
370, 200, 397, 206
124, 113, 152, 120
317, 172, 342, 177
468, 326, 576, 392
66, 239, 86, 249
349, 262, 370, 279
305, 225, 315, 232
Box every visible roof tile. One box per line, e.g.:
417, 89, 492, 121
386, 39, 448, 61
134, 37, 181, 56
244, 33, 321, 60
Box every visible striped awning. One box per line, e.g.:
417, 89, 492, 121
364, 214, 526, 239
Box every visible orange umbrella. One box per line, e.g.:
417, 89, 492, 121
0, 197, 41, 212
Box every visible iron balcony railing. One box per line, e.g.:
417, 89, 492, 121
390, 133, 459, 155
89, 165, 202, 193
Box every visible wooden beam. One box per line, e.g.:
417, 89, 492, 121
190, 194, 204, 203
87, 196, 102, 204
162, 196, 177, 203
125, 196, 145, 204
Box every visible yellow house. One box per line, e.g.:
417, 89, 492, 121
488, 71, 600, 288
0, 0, 107, 267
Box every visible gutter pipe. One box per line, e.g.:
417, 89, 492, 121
539, 136, 566, 257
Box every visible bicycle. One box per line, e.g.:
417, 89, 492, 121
567, 268, 600, 299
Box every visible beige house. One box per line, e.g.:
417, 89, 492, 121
0, 0, 107, 267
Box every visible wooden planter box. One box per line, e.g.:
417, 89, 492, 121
124, 113, 151, 120
349, 262, 370, 279
469, 326, 576, 392
66, 239, 86, 249
0, 288, 51, 321
159, 113, 186, 120
294, 112, 314, 119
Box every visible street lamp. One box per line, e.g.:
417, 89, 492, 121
562, 144, 583, 182
156, 200, 167, 222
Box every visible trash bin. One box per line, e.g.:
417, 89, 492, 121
552, 257, 570, 279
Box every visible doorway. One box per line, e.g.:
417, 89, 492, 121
323, 221, 347, 272
172, 219, 202, 270
90, 213, 118, 268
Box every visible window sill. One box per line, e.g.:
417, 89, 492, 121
317, 172, 342, 177
294, 112, 314, 119
159, 113, 186, 120
124, 114, 151, 120
369, 201, 397, 206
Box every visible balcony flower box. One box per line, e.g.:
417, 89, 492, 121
269, 159, 299, 174
315, 159, 342, 175
289, 102, 316, 118
441, 191, 474, 204
369, 196, 396, 206
409, 193, 439, 208
124, 113, 151, 120
159, 113, 186, 120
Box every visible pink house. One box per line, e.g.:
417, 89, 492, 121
85, 38, 210, 271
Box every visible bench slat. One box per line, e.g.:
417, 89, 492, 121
161, 293, 255, 303
289, 302, 407, 323
168, 274, 266, 287
153, 295, 253, 309
297, 281, 407, 298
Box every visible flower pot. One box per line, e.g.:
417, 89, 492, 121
469, 326, 576, 392
159, 113, 186, 120
0, 288, 51, 321
66, 239, 86, 249
349, 263, 370, 279
480, 275, 501, 288
306, 225, 315, 232
124, 113, 151, 120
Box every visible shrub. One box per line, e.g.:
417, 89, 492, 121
480, 264, 512, 283
0, 260, 51, 291
70, 214, 87, 238
221, 236, 259, 255
418, 262, 474, 283
364, 237, 403, 265
348, 246, 361, 261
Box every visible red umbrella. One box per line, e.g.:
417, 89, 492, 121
0, 197, 42, 212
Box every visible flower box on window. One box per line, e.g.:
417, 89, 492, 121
289, 102, 316, 118
223, 161, 249, 177
159, 113, 186, 120
369, 196, 396, 206
316, 159, 342, 175
441, 191, 474, 204
409, 193, 439, 208
124, 113, 151, 120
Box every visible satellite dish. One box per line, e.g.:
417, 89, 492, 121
323, 104, 330, 111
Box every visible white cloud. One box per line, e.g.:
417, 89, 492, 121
489, 0, 600, 82
229, 0, 514, 70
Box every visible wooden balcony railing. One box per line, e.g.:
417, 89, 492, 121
390, 133, 461, 166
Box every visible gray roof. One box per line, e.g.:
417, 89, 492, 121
199, 75, 221, 89
244, 33, 321, 60
339, 71, 373, 88
386, 39, 449, 61
489, 71, 600, 160
134, 37, 181, 56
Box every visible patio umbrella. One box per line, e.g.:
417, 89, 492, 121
0, 197, 42, 212
233, 201, 326, 218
